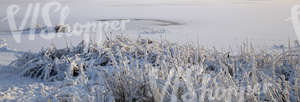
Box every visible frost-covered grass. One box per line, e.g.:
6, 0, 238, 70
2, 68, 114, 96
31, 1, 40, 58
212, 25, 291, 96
2, 36, 300, 102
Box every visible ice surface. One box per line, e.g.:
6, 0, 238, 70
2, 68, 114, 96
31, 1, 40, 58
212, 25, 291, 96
0, 0, 299, 101
0, 0, 299, 51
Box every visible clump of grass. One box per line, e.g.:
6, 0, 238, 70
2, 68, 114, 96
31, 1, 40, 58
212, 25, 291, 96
8, 36, 300, 102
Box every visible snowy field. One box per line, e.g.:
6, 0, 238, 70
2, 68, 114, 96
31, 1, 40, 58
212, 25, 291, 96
0, 0, 299, 102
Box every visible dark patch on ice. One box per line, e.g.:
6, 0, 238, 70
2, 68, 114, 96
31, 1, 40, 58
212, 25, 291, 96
96, 18, 183, 26
97, 19, 129, 21
0, 25, 68, 36
132, 18, 182, 26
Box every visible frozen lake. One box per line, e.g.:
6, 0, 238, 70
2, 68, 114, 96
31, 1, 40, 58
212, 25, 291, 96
0, 1, 300, 102
0, 0, 299, 51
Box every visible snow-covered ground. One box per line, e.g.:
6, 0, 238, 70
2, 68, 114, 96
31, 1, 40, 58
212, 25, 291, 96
0, 0, 299, 102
